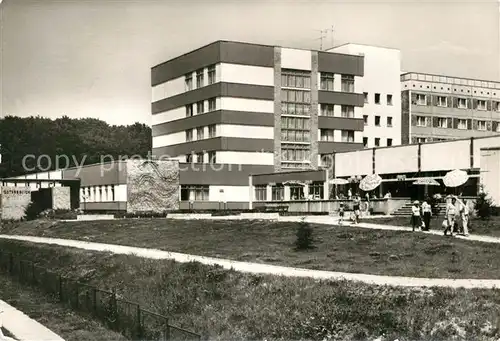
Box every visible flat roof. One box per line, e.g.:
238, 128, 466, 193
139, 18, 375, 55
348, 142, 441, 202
331, 42, 400, 51
401, 71, 500, 86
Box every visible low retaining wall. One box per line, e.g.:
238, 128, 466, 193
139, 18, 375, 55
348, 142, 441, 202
76, 214, 115, 221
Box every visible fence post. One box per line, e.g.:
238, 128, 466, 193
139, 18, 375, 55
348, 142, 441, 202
164, 317, 170, 341
58, 275, 63, 302
136, 305, 142, 339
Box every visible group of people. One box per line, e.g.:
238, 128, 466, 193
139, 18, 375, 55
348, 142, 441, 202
410, 195, 470, 236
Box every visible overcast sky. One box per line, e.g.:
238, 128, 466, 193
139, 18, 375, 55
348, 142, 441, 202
0, 0, 499, 126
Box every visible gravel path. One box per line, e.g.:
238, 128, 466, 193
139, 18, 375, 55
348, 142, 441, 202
0, 299, 64, 341
1, 233, 500, 289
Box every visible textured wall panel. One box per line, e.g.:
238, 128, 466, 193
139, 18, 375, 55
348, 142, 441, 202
0, 187, 31, 221
51, 187, 71, 210
126, 160, 180, 213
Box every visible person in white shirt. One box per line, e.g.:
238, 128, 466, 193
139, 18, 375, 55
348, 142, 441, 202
411, 200, 421, 232
458, 198, 470, 236
445, 197, 457, 236
421, 199, 432, 231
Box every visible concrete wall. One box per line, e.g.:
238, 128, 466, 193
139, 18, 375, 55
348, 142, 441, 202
0, 187, 31, 220
480, 148, 500, 206
51, 187, 71, 210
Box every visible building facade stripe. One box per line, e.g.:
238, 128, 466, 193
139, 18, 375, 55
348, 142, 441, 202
318, 91, 365, 107
317, 51, 364, 76
318, 141, 365, 154
179, 164, 274, 186
318, 116, 364, 131
151, 110, 274, 136
152, 82, 274, 114
152, 137, 274, 157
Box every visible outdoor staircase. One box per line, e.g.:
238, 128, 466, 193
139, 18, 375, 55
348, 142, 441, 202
392, 202, 447, 217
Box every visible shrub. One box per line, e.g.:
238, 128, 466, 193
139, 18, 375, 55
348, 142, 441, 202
476, 185, 494, 220
39, 209, 78, 220
294, 218, 315, 251
23, 201, 43, 221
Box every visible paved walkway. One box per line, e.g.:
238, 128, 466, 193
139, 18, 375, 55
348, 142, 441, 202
0, 299, 64, 341
1, 234, 500, 289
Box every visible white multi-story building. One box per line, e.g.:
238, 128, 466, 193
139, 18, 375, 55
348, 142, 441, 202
329, 43, 402, 148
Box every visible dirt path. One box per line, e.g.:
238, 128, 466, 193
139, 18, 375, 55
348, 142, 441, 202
1, 234, 500, 289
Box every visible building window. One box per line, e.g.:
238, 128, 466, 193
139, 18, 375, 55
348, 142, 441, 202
387, 138, 393, 147
281, 144, 310, 162
477, 120, 487, 131
416, 116, 427, 127
364, 92, 368, 103
387, 94, 393, 106
271, 184, 284, 201
207, 65, 216, 85
208, 98, 216, 111
375, 116, 381, 126
320, 104, 334, 117
207, 151, 216, 163
196, 69, 204, 88
341, 74, 354, 92
437, 96, 447, 107
341, 105, 354, 118
282, 69, 311, 89
208, 124, 216, 138
255, 185, 267, 201
416, 94, 426, 105
282, 89, 311, 116
320, 72, 334, 91
320, 129, 334, 142
320, 154, 333, 168
196, 101, 204, 114
363, 115, 368, 126
186, 129, 193, 142
458, 97, 467, 109
438, 117, 448, 128
387, 116, 393, 127
494, 102, 500, 112
196, 152, 204, 163
496, 122, 500, 132
309, 182, 324, 199
375, 93, 381, 104
416, 137, 426, 144
374, 138, 380, 147
185, 104, 193, 117
186, 154, 193, 163
363, 137, 368, 147
180, 185, 209, 201
478, 100, 487, 111
341, 130, 354, 143
458, 119, 467, 130
290, 185, 305, 200
197, 127, 204, 140
185, 74, 193, 91
281, 117, 310, 142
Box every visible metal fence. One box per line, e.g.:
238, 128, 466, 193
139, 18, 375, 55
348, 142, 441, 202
0, 251, 201, 341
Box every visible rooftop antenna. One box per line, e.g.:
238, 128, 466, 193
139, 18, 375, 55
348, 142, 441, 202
315, 29, 327, 50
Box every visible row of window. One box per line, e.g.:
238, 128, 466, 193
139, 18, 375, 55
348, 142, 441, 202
185, 65, 216, 92
180, 185, 210, 201
413, 93, 500, 111
364, 92, 393, 106
320, 129, 355, 143
281, 143, 310, 163
363, 137, 393, 148
185, 98, 216, 117
319, 104, 355, 118
185, 151, 217, 164
281, 69, 311, 89
320, 73, 355, 92
413, 116, 500, 132
254, 182, 325, 201
185, 124, 216, 141
80, 185, 115, 202
364, 115, 393, 127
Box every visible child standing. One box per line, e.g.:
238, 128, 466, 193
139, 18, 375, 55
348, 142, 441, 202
338, 202, 345, 225
411, 200, 421, 232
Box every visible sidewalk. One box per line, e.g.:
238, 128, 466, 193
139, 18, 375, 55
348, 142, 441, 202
0, 299, 64, 341
1, 234, 500, 289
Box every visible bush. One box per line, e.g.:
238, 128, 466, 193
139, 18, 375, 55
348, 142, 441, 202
211, 211, 242, 216
476, 185, 494, 220
39, 209, 78, 220
23, 201, 43, 221
294, 218, 315, 251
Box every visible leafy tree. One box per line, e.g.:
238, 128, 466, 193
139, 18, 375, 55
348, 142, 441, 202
476, 185, 494, 220
295, 217, 315, 251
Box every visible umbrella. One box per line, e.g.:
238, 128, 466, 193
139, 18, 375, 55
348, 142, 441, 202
359, 174, 382, 192
413, 178, 440, 186
329, 178, 349, 185
443, 169, 468, 188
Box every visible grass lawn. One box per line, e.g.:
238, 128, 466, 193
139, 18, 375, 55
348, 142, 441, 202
361, 215, 500, 237
2, 218, 500, 279
0, 274, 127, 341
1, 239, 500, 341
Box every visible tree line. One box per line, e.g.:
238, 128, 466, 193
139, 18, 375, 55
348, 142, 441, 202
0, 115, 151, 178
